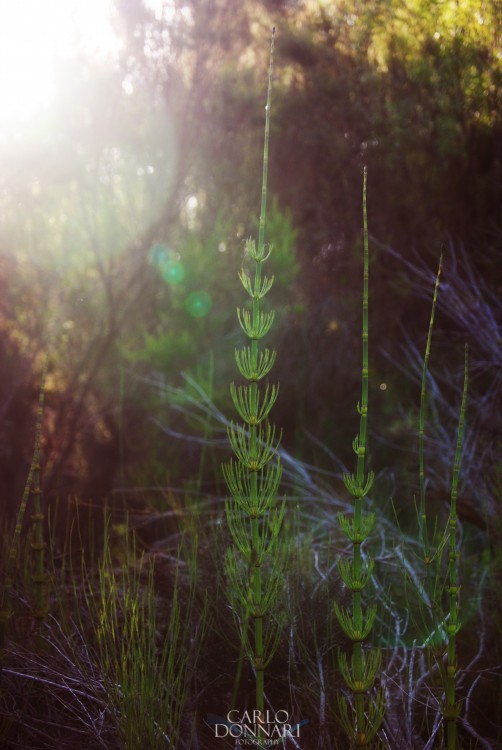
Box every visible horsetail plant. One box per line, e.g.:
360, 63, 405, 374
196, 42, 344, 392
0, 356, 47, 681
334, 169, 385, 746
223, 28, 286, 721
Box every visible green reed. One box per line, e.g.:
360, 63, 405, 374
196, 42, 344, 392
66, 520, 203, 750
334, 169, 385, 746
414, 256, 469, 748
414, 257, 445, 660
443, 345, 468, 749
418, 254, 442, 573
0, 356, 48, 681
223, 28, 285, 720
30, 414, 47, 627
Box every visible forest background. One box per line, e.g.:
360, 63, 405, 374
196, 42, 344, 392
2, 0, 500, 529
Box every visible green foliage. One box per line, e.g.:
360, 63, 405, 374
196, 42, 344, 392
275, 0, 502, 247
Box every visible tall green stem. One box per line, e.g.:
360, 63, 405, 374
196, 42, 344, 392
258, 27, 274, 260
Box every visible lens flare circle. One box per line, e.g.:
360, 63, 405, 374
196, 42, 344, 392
185, 291, 211, 318
161, 261, 185, 285
150, 243, 185, 285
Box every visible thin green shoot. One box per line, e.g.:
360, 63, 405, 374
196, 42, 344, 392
444, 344, 469, 749
418, 251, 443, 567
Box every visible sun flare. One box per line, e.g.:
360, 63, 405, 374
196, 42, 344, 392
0, 0, 120, 129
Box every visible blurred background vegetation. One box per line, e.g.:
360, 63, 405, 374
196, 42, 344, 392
0, 0, 500, 541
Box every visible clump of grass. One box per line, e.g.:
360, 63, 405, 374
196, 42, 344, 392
391, 248, 472, 748
222, 28, 286, 720
413, 253, 470, 749
334, 169, 385, 746
79, 527, 204, 750
410, 257, 447, 668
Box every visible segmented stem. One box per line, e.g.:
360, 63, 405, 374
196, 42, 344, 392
336, 169, 384, 745
257, 27, 275, 261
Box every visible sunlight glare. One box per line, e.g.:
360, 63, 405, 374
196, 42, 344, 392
0, 0, 120, 128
